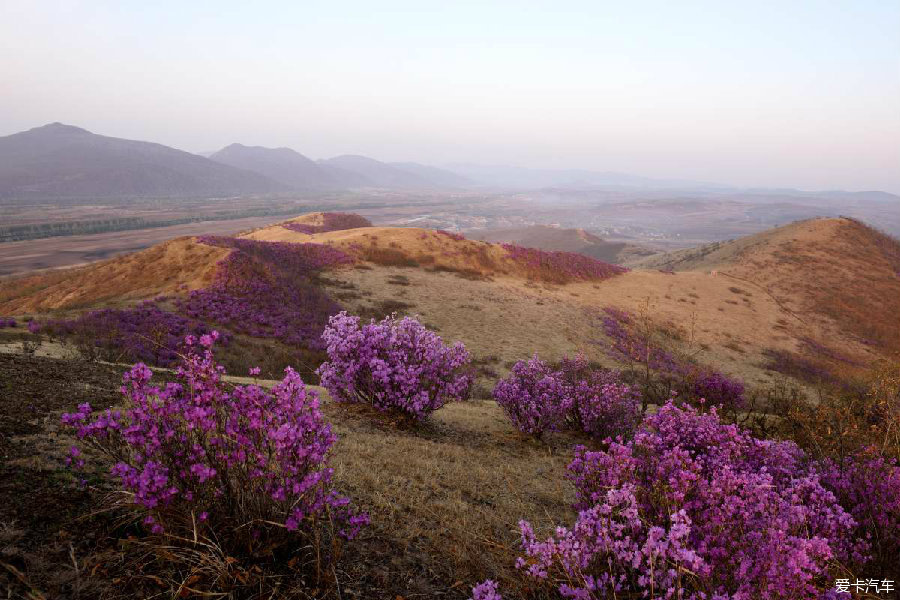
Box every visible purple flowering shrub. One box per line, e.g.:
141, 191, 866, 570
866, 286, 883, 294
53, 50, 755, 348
493, 354, 642, 440
0, 317, 16, 328
61, 333, 366, 559
283, 212, 372, 234
502, 244, 628, 284
34, 301, 220, 366
516, 402, 856, 599
493, 355, 572, 438
557, 354, 643, 439
690, 369, 745, 409
317, 311, 472, 421
180, 237, 353, 349
601, 307, 684, 373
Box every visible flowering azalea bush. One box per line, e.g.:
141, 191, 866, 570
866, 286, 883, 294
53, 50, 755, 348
690, 369, 745, 410
557, 354, 642, 439
502, 244, 628, 283
61, 333, 366, 559
493, 355, 572, 438
317, 312, 472, 421
283, 212, 372, 234
515, 402, 856, 599
494, 354, 642, 440
0, 317, 16, 328
470, 579, 503, 600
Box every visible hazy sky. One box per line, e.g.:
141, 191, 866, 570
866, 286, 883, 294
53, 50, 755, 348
2, 0, 898, 192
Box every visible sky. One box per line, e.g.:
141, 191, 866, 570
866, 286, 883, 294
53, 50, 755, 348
1, 0, 898, 193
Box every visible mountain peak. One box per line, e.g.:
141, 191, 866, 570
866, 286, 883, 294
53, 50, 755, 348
30, 122, 92, 135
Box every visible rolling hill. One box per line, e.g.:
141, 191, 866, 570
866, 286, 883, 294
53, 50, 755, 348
0, 123, 286, 199
5, 214, 896, 391
469, 225, 657, 264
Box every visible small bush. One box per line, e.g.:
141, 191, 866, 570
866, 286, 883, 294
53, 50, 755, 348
317, 312, 472, 421
494, 353, 642, 440
492, 355, 571, 438
557, 354, 642, 439
61, 333, 366, 591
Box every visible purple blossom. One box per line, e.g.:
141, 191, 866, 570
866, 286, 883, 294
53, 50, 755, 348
470, 579, 503, 600
493, 353, 642, 440
317, 312, 472, 421
60, 334, 366, 543
493, 355, 573, 438
518, 402, 857, 599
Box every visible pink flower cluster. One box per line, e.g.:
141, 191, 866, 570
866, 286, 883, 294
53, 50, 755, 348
601, 307, 745, 411
502, 244, 628, 282
819, 451, 900, 573
30, 236, 353, 365
61, 333, 366, 544
492, 355, 571, 437
180, 237, 354, 349
518, 402, 857, 599
283, 212, 373, 234
436, 229, 465, 241
317, 312, 472, 421
33, 301, 220, 366
493, 354, 641, 440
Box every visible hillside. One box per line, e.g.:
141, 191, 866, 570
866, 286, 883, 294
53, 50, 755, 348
633, 217, 900, 357
0, 123, 286, 198
470, 224, 656, 264
6, 215, 896, 390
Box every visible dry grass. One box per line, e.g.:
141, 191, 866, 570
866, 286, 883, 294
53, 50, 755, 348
324, 398, 578, 597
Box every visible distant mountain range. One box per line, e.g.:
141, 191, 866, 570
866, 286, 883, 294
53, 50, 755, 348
0, 124, 471, 199
0, 123, 285, 199
1, 123, 897, 200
